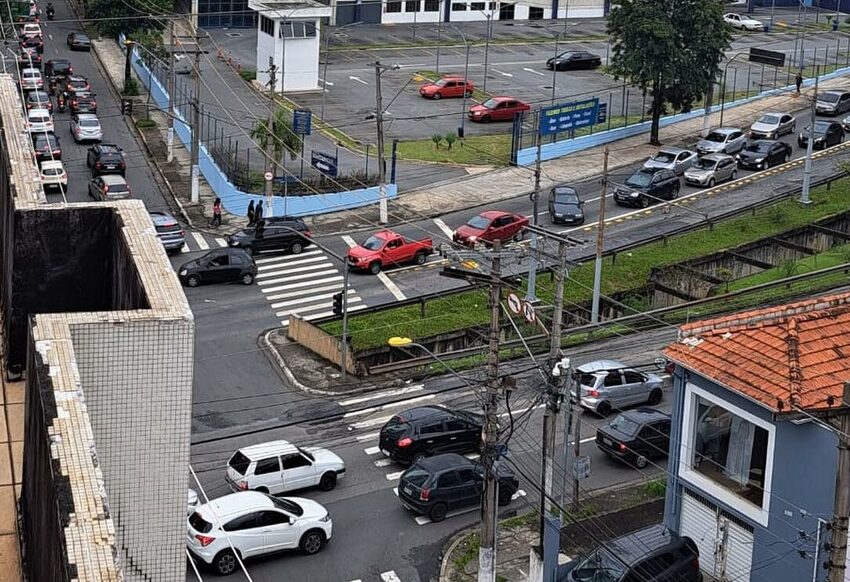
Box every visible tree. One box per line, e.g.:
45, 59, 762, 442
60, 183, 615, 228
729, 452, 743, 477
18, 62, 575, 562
607, 0, 731, 145
250, 109, 303, 176
86, 0, 173, 38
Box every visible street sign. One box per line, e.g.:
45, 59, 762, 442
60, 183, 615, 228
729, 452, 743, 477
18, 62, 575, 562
310, 150, 339, 177
572, 456, 591, 480
507, 292, 522, 315
749, 47, 785, 68
539, 98, 599, 136
292, 109, 312, 135
596, 102, 607, 125
264, 171, 273, 182
522, 300, 536, 324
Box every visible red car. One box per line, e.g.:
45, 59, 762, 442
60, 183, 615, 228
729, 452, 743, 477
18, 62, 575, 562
468, 96, 530, 122
419, 76, 474, 100
347, 230, 433, 274
453, 210, 529, 247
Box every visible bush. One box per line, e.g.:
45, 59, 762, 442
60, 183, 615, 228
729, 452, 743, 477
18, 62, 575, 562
240, 69, 257, 82
123, 78, 140, 96
135, 117, 156, 129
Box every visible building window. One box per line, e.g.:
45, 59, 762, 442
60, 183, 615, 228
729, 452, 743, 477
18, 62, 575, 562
489, 1, 497, 9
260, 15, 275, 36
528, 6, 543, 19
452, 2, 467, 10
386, 1, 402, 11
405, 0, 420, 11
424, 0, 439, 10
279, 20, 318, 38
470, 1, 484, 9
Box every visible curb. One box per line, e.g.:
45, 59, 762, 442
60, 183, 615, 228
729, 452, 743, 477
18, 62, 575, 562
438, 528, 475, 582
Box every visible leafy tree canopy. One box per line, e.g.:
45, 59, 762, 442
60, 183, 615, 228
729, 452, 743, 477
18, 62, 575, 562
86, 0, 172, 38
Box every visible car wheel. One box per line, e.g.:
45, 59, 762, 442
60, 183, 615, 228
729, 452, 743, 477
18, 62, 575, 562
186, 275, 200, 288
242, 246, 253, 257
498, 488, 514, 506
415, 252, 427, 265
319, 472, 337, 491
411, 451, 428, 465
731, 170, 737, 180
254, 486, 269, 494
213, 550, 238, 576
707, 177, 715, 188
791, 124, 796, 134
299, 530, 326, 555
762, 159, 769, 170
634, 455, 648, 469
481, 115, 491, 123
428, 502, 448, 522
291, 241, 303, 254
513, 230, 524, 242
648, 388, 663, 405
784, 152, 790, 163
433, 92, 442, 100
369, 261, 382, 275
639, 196, 650, 208
464, 90, 473, 97
596, 401, 612, 417
670, 185, 680, 199
241, 273, 255, 285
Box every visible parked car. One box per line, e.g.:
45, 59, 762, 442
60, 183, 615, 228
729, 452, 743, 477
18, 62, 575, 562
468, 96, 530, 122
419, 76, 473, 99
452, 210, 528, 246
561, 524, 702, 582
642, 146, 697, 175
572, 360, 664, 417
39, 160, 67, 193
178, 248, 257, 287
225, 440, 345, 494
798, 120, 845, 149
227, 216, 313, 255
187, 491, 332, 575
171, 53, 193, 75
86, 143, 126, 176
683, 153, 737, 187
26, 107, 52, 134
397, 453, 518, 522
596, 408, 671, 469
70, 113, 102, 143
66, 32, 91, 51
694, 127, 746, 155
187, 488, 199, 516
379, 406, 483, 465
31, 132, 60, 162
14, 13, 38, 24
149, 211, 186, 254
19, 67, 42, 90
44, 58, 73, 77
64, 75, 90, 94
17, 47, 41, 68
736, 139, 792, 170
842, 114, 850, 132
24, 89, 51, 112
748, 112, 796, 139
816, 90, 850, 116
613, 168, 680, 208
723, 12, 764, 30
548, 186, 584, 225
347, 229, 433, 274
546, 50, 601, 71
19, 35, 43, 54
88, 174, 131, 200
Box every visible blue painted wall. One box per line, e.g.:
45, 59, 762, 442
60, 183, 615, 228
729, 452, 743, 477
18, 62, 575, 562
664, 370, 838, 582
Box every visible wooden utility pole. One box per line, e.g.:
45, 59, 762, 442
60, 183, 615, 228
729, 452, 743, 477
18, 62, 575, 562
590, 146, 609, 323
167, 19, 175, 163
265, 58, 278, 213
827, 382, 850, 582
527, 126, 543, 301
374, 61, 391, 224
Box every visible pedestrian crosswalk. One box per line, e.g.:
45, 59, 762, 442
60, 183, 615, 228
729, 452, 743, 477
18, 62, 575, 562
179, 231, 229, 253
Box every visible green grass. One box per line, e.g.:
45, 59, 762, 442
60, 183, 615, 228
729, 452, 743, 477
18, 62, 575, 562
322, 178, 850, 351
394, 134, 512, 165
725, 243, 850, 292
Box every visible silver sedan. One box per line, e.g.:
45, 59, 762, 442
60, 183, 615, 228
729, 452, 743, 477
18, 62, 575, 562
684, 154, 737, 187
642, 147, 697, 175
70, 114, 103, 143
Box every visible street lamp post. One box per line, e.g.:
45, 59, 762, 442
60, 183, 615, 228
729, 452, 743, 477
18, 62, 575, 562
719, 52, 747, 127
482, 11, 493, 94
320, 22, 361, 121
387, 337, 475, 387
442, 24, 471, 137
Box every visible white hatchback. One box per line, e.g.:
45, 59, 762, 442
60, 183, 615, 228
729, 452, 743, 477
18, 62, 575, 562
40, 160, 67, 193
226, 439, 345, 494
187, 491, 332, 576
26, 108, 53, 134
20, 67, 42, 90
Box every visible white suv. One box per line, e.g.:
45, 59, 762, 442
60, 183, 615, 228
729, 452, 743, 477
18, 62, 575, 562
27, 108, 53, 134
226, 440, 345, 494
187, 491, 332, 575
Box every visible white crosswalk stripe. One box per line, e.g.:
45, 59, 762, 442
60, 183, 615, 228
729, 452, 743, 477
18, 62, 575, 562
191, 232, 210, 250
381, 571, 402, 582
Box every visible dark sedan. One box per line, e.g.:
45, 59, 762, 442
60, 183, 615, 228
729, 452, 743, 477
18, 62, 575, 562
24, 89, 52, 113
67, 32, 91, 51
178, 248, 257, 287
70, 91, 97, 114
546, 50, 602, 71
548, 186, 584, 225
736, 139, 792, 170
44, 59, 73, 77
32, 132, 61, 162
596, 408, 671, 469
798, 120, 844, 150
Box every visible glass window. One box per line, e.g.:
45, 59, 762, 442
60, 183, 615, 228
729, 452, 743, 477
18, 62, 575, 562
404, 467, 431, 487
229, 451, 251, 475
603, 372, 623, 387
405, 0, 420, 10
386, 1, 402, 11
608, 415, 640, 437
259, 511, 290, 526
457, 468, 475, 483
691, 395, 768, 506
260, 15, 275, 36
438, 471, 461, 487
419, 422, 444, 435
424, 0, 439, 10
578, 373, 597, 388
623, 371, 644, 384
471, 1, 485, 9
282, 453, 312, 470
189, 512, 213, 533
446, 419, 469, 431
452, 2, 467, 10
570, 547, 626, 582
254, 457, 280, 475
466, 215, 491, 229
223, 512, 262, 532
269, 496, 304, 516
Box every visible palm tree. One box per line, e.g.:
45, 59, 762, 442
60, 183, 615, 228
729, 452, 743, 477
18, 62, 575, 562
250, 109, 302, 176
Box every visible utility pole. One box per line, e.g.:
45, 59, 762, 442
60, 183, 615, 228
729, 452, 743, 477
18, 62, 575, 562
527, 128, 543, 301
265, 58, 278, 213
590, 146, 609, 323
482, 12, 493, 94
826, 382, 850, 582
801, 66, 818, 205
188, 23, 204, 205
479, 239, 503, 582
374, 61, 395, 224
570, 399, 583, 513
167, 19, 175, 163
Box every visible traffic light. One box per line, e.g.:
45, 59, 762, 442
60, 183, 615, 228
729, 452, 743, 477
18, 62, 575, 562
121, 99, 133, 116
332, 292, 344, 316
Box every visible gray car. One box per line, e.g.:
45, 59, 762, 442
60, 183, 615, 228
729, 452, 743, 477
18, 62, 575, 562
695, 127, 746, 155
642, 147, 697, 175
70, 114, 103, 143
572, 360, 664, 417
816, 90, 850, 116
149, 211, 186, 254
683, 153, 737, 187
749, 112, 796, 139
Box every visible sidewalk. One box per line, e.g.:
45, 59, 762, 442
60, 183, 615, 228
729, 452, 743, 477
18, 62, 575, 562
0, 375, 24, 582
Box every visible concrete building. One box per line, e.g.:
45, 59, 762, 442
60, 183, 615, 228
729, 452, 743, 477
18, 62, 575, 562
375, 0, 603, 26
0, 74, 195, 581
251, 0, 332, 92
176, 0, 257, 28
662, 293, 850, 582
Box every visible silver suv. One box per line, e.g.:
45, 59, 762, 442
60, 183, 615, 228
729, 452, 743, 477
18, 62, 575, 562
149, 211, 185, 254
572, 360, 663, 417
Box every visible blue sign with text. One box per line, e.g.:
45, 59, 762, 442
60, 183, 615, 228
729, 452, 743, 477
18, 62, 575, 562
311, 150, 339, 177
597, 102, 607, 124
293, 109, 312, 135
539, 98, 599, 136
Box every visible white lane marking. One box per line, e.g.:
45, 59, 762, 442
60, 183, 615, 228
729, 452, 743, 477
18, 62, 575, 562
48, 33, 52, 40
270, 289, 355, 309
349, 414, 395, 430
349, 75, 368, 85
381, 571, 402, 582
364, 446, 381, 455
262, 275, 343, 294
215, 237, 227, 247
374, 458, 394, 467
257, 266, 338, 286
254, 249, 322, 264
499, 403, 545, 417
356, 431, 380, 442
523, 67, 545, 77
275, 295, 362, 318
580, 436, 595, 444
491, 68, 513, 77
268, 283, 343, 301
342, 394, 435, 419
339, 384, 424, 407
341, 235, 358, 248
385, 471, 404, 481
256, 261, 335, 279
256, 254, 327, 271
191, 232, 209, 250
280, 304, 367, 326
180, 244, 190, 254
342, 235, 407, 301
433, 218, 454, 239
413, 489, 527, 526
319, 78, 334, 86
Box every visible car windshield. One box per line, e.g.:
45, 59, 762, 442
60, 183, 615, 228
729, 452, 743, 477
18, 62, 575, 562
745, 142, 771, 153
609, 415, 641, 436
821, 93, 840, 103
571, 548, 627, 582
228, 451, 251, 475
757, 114, 780, 125
693, 158, 717, 170
705, 131, 728, 143
297, 447, 315, 462
78, 118, 99, 127
435, 79, 449, 87
481, 98, 499, 109
650, 151, 676, 163
625, 171, 652, 187
557, 51, 577, 59
814, 121, 832, 133
361, 236, 384, 250
466, 215, 491, 229
189, 512, 213, 534
403, 467, 431, 487
270, 496, 304, 516
553, 190, 579, 204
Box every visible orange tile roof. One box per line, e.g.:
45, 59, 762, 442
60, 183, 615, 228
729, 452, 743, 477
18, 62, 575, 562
663, 291, 850, 414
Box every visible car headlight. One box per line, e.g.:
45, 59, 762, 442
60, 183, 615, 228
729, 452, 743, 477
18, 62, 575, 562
554, 213, 563, 217
629, 191, 638, 197
468, 235, 478, 242
754, 158, 764, 163
319, 513, 331, 522
816, 137, 825, 142
179, 269, 187, 276
473, 111, 482, 116
575, 212, 583, 217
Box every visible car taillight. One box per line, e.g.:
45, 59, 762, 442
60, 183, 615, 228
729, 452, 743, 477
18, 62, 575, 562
304, 230, 313, 237
691, 558, 699, 570
238, 481, 248, 490
95, 162, 102, 168
419, 488, 430, 501
618, 443, 627, 452
397, 437, 412, 448
120, 161, 126, 168
589, 389, 600, 397
195, 534, 216, 547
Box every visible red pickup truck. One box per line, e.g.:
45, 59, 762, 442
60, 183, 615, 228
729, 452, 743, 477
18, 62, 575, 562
347, 230, 433, 274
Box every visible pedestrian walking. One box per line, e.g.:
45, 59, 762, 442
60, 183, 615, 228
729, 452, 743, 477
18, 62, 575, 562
246, 200, 255, 226
255, 200, 264, 223
210, 197, 222, 227
795, 72, 803, 95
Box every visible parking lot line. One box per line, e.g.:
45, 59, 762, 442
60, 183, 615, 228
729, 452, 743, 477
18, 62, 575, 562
433, 218, 454, 239
381, 571, 402, 582
364, 446, 381, 455
339, 384, 424, 407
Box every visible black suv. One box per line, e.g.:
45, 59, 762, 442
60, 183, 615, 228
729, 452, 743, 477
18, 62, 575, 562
397, 453, 518, 522
379, 406, 483, 465
562, 524, 702, 582
227, 216, 312, 256
86, 143, 126, 176
44, 58, 72, 77
69, 91, 96, 114
613, 168, 680, 208
596, 408, 671, 469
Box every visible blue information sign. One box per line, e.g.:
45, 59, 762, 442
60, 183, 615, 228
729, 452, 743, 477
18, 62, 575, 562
539, 98, 599, 136
596, 102, 607, 125
293, 109, 312, 136
311, 150, 339, 177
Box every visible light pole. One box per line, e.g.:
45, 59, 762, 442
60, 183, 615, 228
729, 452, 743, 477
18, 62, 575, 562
320, 21, 362, 121
801, 65, 819, 205
482, 11, 494, 94
444, 23, 471, 137
719, 52, 747, 127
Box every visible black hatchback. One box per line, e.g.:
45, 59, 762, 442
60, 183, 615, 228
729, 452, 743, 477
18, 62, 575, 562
178, 248, 257, 287
227, 217, 312, 256
379, 406, 483, 465
596, 408, 671, 469
548, 185, 584, 225
397, 453, 518, 522
736, 139, 791, 170
798, 120, 844, 150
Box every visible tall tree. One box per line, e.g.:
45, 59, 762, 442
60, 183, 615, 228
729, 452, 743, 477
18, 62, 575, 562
86, 0, 173, 38
607, 0, 731, 145
250, 109, 303, 176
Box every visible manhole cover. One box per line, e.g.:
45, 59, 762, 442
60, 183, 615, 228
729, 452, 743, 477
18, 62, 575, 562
226, 32, 242, 38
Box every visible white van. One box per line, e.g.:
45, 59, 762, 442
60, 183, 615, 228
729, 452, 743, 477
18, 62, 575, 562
226, 440, 345, 494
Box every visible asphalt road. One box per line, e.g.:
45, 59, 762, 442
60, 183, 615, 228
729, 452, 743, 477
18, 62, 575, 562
188, 327, 678, 582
